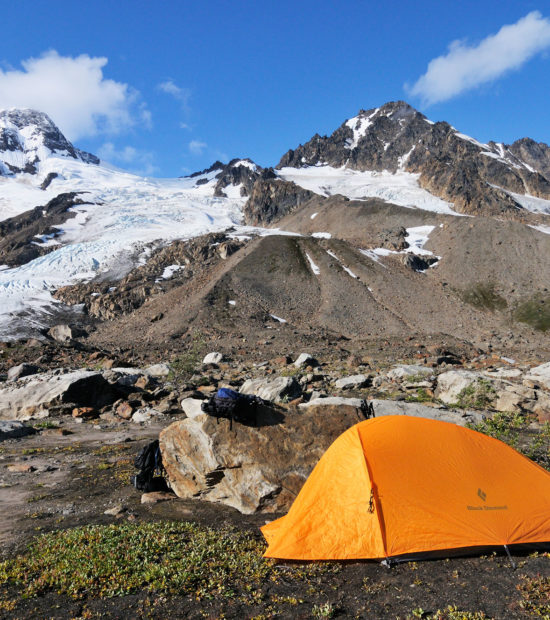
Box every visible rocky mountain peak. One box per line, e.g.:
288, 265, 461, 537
0, 108, 99, 176
275, 100, 550, 217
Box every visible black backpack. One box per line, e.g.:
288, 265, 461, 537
130, 439, 166, 492
201, 388, 263, 429
361, 400, 375, 419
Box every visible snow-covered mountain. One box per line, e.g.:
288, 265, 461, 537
0, 112, 275, 338
2, 101, 550, 348
0, 109, 98, 177
275, 101, 550, 217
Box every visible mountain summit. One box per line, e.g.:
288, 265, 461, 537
0, 109, 99, 176
277, 101, 550, 217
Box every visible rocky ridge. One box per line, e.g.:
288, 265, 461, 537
0, 192, 91, 267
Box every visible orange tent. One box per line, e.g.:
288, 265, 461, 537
262, 416, 550, 560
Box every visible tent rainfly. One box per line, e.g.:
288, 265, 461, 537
262, 416, 550, 561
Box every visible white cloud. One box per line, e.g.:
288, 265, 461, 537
158, 79, 191, 113
0, 50, 148, 140
407, 11, 550, 105
98, 141, 158, 176
189, 140, 207, 155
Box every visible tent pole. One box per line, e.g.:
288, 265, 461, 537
503, 545, 516, 570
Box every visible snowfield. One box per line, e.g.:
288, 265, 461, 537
360, 225, 439, 271
277, 165, 459, 215
0, 157, 247, 339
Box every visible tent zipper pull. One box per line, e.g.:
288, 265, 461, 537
368, 489, 375, 513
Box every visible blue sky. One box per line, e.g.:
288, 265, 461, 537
1, 0, 548, 176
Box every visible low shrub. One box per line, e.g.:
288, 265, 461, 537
514, 294, 550, 331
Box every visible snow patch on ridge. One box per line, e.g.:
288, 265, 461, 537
305, 253, 320, 275
344, 108, 379, 150
361, 225, 440, 270
500, 188, 550, 214
277, 165, 458, 215
326, 249, 358, 279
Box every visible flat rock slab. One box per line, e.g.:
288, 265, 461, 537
299, 396, 365, 409
524, 361, 550, 391
334, 374, 370, 389
387, 365, 434, 381
141, 492, 176, 504
369, 399, 485, 425
160, 404, 368, 514
0, 370, 117, 420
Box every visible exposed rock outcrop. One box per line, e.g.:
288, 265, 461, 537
213, 159, 276, 197
159, 405, 368, 513
0, 193, 91, 267
243, 178, 316, 225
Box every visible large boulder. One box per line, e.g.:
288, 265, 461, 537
202, 352, 223, 365
493, 391, 523, 413
524, 362, 550, 391
294, 353, 317, 368
0, 370, 118, 420
47, 324, 86, 343
435, 370, 484, 405
334, 374, 370, 390
180, 398, 204, 419
160, 404, 368, 514
144, 363, 171, 378
369, 399, 485, 425
239, 376, 301, 403
387, 365, 434, 382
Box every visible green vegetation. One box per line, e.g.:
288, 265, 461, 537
280, 366, 302, 377
0, 521, 336, 603
168, 330, 207, 383
514, 294, 550, 331
517, 574, 550, 617
32, 421, 59, 430
312, 602, 335, 618
454, 379, 495, 410
409, 606, 487, 619
459, 282, 507, 312
405, 388, 433, 403
0, 521, 270, 600
468, 413, 550, 469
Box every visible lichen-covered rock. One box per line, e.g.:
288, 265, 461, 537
160, 405, 368, 514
